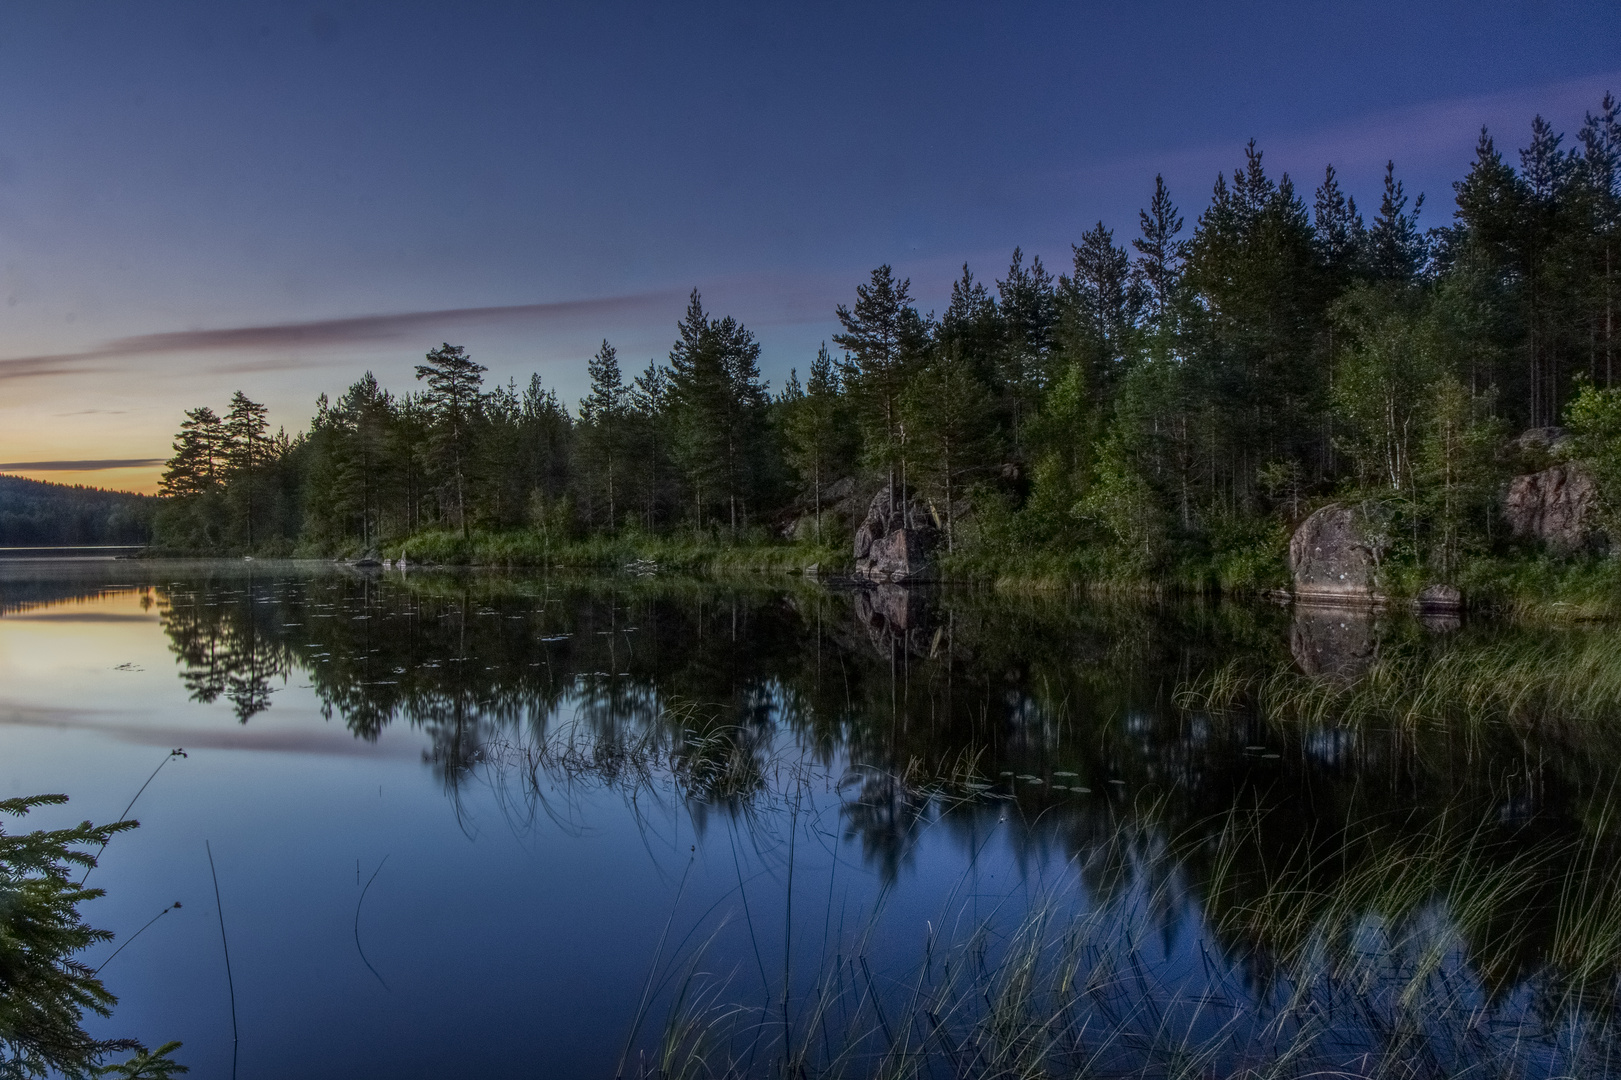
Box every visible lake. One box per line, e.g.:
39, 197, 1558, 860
2, 558, 1618, 1078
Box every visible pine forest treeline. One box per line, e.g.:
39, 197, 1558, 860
156, 100, 1621, 584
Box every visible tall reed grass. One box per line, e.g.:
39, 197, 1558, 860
1181, 625, 1621, 734
630, 799, 1621, 1079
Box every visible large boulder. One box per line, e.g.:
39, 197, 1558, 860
854, 484, 939, 583
1503, 463, 1597, 553
1289, 504, 1382, 604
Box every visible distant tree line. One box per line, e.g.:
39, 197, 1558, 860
0, 475, 154, 546
157, 98, 1621, 580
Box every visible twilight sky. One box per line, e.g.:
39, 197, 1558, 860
0, 1, 1617, 493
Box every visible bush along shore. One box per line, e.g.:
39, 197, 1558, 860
145, 98, 1621, 614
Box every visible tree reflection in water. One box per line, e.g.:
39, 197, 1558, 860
120, 567, 1621, 1074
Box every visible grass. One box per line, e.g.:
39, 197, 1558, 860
1456, 553, 1621, 620
628, 799, 1621, 1079
1180, 620, 1621, 735
382, 527, 848, 576
465, 701, 1621, 1079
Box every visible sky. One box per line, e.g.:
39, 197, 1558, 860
0, 1, 1617, 494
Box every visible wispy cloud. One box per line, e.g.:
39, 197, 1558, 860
0, 458, 164, 471
1067, 70, 1621, 204
0, 291, 681, 382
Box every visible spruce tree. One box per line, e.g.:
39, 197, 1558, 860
668, 292, 771, 536
994, 248, 1057, 460
1313, 164, 1365, 279
1577, 95, 1621, 386
331, 373, 393, 546
1181, 141, 1327, 507
1518, 116, 1577, 425
1132, 175, 1185, 319
1366, 161, 1428, 282
1064, 223, 1139, 403
628, 361, 672, 530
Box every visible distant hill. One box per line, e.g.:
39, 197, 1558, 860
0, 474, 156, 546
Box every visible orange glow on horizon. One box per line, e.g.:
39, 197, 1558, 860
1, 468, 162, 496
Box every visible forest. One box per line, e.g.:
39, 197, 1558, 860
153, 98, 1621, 595
0, 475, 154, 547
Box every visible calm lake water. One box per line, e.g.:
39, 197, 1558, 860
2, 559, 1618, 1078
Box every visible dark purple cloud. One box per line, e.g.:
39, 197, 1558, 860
0, 292, 681, 382
0, 459, 165, 470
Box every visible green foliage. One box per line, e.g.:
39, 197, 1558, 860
415, 343, 488, 537
1567, 379, 1621, 539
667, 292, 778, 536
833, 265, 929, 483
143, 94, 1621, 595
575, 339, 632, 531
777, 345, 856, 545
0, 795, 174, 1080
899, 341, 997, 550
90, 1043, 187, 1080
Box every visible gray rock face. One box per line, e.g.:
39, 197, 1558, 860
1502, 426, 1572, 472
1504, 463, 1596, 553
782, 475, 861, 542
1289, 504, 1380, 603
853, 485, 938, 582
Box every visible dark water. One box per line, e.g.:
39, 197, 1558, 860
1, 560, 1617, 1078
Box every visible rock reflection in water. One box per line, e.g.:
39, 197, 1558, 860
1289, 603, 1378, 678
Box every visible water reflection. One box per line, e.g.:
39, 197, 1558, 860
6, 563, 1621, 1075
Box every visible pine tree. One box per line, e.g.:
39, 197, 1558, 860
223, 391, 269, 548
159, 407, 225, 499
577, 340, 630, 530
414, 343, 486, 537
834, 266, 929, 499
901, 340, 996, 551
1577, 94, 1621, 386
780, 344, 855, 543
